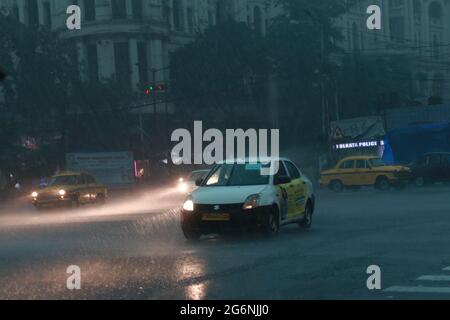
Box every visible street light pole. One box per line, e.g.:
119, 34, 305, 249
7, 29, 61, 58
152, 67, 157, 117
320, 24, 327, 137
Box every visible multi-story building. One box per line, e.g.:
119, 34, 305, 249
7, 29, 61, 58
336, 0, 450, 105
0, 0, 273, 113
4, 1, 448, 122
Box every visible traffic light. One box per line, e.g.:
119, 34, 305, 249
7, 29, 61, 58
144, 82, 168, 95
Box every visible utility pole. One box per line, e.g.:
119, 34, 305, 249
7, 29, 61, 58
152, 67, 157, 117
320, 24, 327, 137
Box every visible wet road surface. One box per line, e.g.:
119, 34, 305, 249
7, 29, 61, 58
1, 185, 450, 299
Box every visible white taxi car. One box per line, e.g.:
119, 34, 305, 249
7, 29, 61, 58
181, 158, 315, 240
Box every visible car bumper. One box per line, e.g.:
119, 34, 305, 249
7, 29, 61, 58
182, 205, 271, 233
33, 198, 72, 209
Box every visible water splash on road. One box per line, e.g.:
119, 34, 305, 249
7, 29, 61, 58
0, 185, 185, 229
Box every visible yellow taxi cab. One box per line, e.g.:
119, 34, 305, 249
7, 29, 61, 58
31, 172, 107, 210
320, 156, 411, 191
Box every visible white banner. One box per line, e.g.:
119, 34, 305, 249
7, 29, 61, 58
66, 152, 135, 188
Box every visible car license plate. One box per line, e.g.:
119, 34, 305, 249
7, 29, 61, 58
202, 213, 230, 221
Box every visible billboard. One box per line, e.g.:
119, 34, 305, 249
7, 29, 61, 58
66, 152, 135, 188
330, 116, 385, 141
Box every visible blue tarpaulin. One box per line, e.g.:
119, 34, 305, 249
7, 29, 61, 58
383, 123, 450, 165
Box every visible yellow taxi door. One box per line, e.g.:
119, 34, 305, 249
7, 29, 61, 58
337, 159, 356, 186
284, 161, 307, 219
274, 162, 290, 222
354, 159, 371, 185
77, 175, 91, 204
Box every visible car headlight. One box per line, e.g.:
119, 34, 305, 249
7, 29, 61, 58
178, 182, 188, 193
183, 199, 194, 212
31, 191, 38, 198
243, 194, 261, 210
58, 189, 66, 196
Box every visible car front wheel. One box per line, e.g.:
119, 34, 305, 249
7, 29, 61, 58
414, 176, 426, 187
263, 207, 279, 235
300, 204, 313, 229
329, 180, 344, 192
375, 177, 390, 191
181, 220, 201, 241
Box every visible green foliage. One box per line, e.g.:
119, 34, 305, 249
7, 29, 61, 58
337, 54, 413, 118
0, 15, 74, 140
170, 20, 268, 124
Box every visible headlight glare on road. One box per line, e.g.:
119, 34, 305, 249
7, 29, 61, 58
183, 199, 194, 211
243, 194, 261, 210
178, 182, 188, 193
58, 189, 66, 196
31, 191, 38, 198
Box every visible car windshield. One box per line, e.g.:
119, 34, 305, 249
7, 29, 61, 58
203, 163, 270, 187
48, 175, 79, 186
370, 158, 386, 167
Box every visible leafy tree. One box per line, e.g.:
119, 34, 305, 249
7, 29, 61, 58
170, 20, 268, 128
266, 0, 346, 146
0, 14, 76, 176
337, 54, 413, 119
0, 15, 137, 176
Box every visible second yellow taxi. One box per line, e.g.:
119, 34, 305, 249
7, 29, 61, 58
320, 156, 411, 191
31, 172, 107, 210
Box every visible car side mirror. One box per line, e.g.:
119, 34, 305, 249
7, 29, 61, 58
195, 178, 203, 187
274, 176, 291, 185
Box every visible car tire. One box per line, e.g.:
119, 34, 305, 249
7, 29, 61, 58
414, 176, 426, 188
329, 180, 344, 192
263, 206, 279, 235
181, 221, 201, 241
375, 176, 390, 191
300, 203, 313, 229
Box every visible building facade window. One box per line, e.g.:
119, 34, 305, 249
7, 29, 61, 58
87, 44, 99, 82
163, 0, 171, 27
432, 34, 440, 59
389, 16, 405, 42
137, 42, 148, 84
173, 0, 184, 31
352, 22, 360, 51
132, 0, 143, 20
254, 6, 263, 36
43, 2, 51, 27
187, 7, 194, 32
112, 0, 127, 19
27, 0, 39, 25
429, 1, 443, 25
85, 0, 96, 22
114, 42, 131, 87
